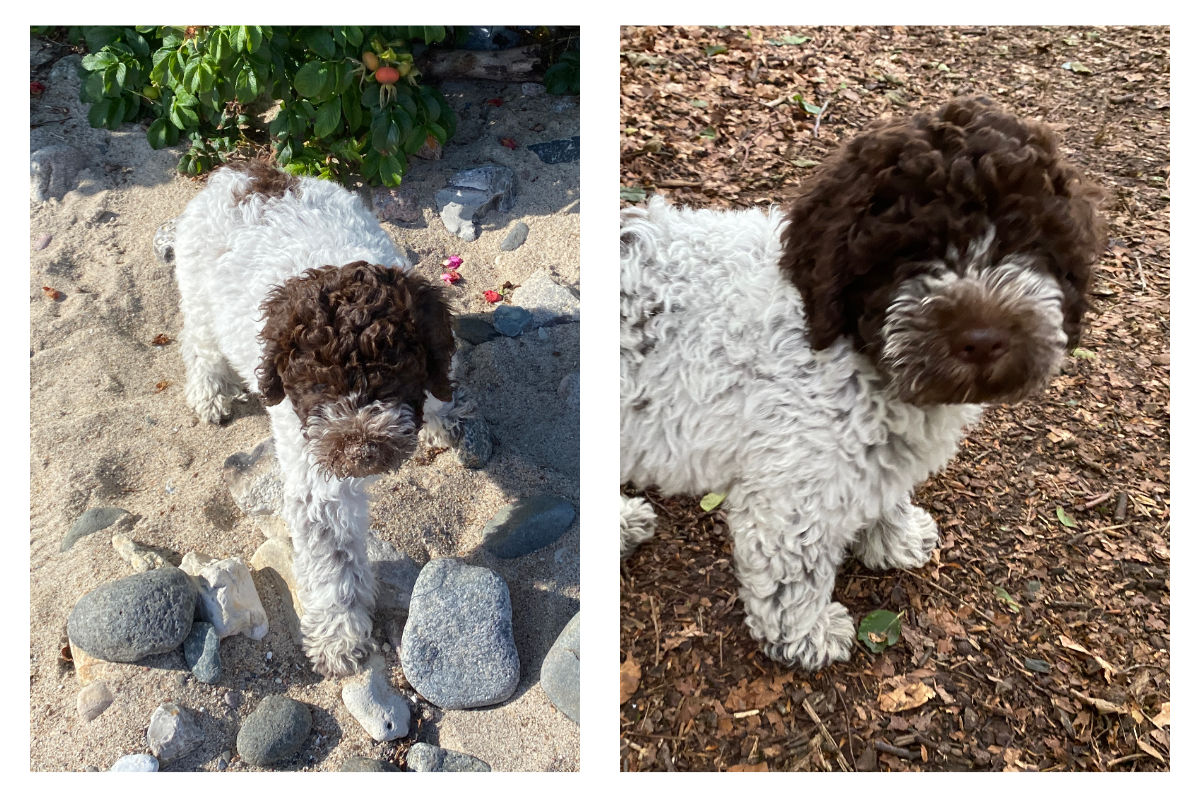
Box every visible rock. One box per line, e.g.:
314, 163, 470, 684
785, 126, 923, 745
340, 757, 399, 772
250, 538, 303, 645
110, 754, 158, 772
435, 164, 516, 242
179, 551, 217, 573
30, 144, 87, 202
61, 507, 129, 552
510, 268, 580, 328
499, 221, 529, 251
152, 218, 176, 264
237, 695, 312, 767
371, 185, 422, 224
541, 612, 580, 723
455, 415, 493, 470
454, 313, 502, 345
400, 559, 520, 709
66, 567, 197, 662
557, 371, 580, 412
223, 439, 284, 519
527, 136, 581, 165
341, 654, 411, 742
406, 742, 491, 772
183, 621, 222, 683
111, 533, 166, 572
492, 305, 532, 337
366, 532, 421, 613
183, 556, 269, 640
147, 702, 204, 764
35, 233, 52, 250
76, 681, 113, 722
482, 496, 577, 559
521, 82, 547, 97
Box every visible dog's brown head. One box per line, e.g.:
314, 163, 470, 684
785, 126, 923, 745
779, 96, 1106, 405
257, 261, 454, 478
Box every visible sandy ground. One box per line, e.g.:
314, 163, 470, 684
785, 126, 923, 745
29, 37, 579, 771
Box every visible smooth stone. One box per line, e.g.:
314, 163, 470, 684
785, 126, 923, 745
341, 654, 411, 742
76, 681, 114, 721
541, 612, 580, 724
66, 566, 197, 662
492, 305, 532, 337
510, 268, 580, 328
237, 695, 312, 767
482, 496, 577, 559
61, 507, 129, 552
184, 556, 269, 640
454, 313, 502, 345
147, 702, 204, 764
111, 533, 166, 572
527, 136, 581, 165
250, 538, 303, 645
400, 559, 520, 710
223, 439, 284, 519
499, 221, 529, 251
435, 164, 516, 242
340, 757, 399, 772
406, 742, 491, 772
183, 621, 221, 683
110, 754, 158, 772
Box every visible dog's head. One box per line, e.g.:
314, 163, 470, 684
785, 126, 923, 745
256, 261, 454, 479
779, 96, 1105, 405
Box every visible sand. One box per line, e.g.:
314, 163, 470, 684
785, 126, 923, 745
29, 36, 579, 772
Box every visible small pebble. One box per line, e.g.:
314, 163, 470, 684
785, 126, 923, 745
482, 495, 577, 558
406, 742, 491, 772
341, 654, 411, 742
76, 681, 113, 722
35, 233, 52, 250
110, 754, 158, 772
237, 695, 312, 767
492, 305, 532, 337
340, 756, 400, 772
499, 221, 529, 251
147, 702, 204, 764
183, 621, 221, 683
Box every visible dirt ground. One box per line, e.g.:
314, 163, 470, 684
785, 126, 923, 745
619, 26, 1169, 772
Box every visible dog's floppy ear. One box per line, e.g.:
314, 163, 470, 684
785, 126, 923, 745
256, 286, 290, 406
403, 274, 456, 402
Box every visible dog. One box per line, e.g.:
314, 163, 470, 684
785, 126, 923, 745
620, 97, 1105, 671
174, 161, 475, 677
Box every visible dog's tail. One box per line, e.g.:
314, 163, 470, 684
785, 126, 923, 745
620, 495, 658, 558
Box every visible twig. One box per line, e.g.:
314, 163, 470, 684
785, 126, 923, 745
835, 686, 857, 769
1134, 255, 1146, 292
1068, 521, 1135, 546
1081, 491, 1114, 510
1106, 752, 1152, 769
802, 698, 853, 772
649, 595, 662, 666
874, 740, 921, 760
812, 97, 832, 138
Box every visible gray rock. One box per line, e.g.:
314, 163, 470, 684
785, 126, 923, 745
110, 754, 158, 772
521, 82, 547, 97
183, 621, 222, 683
406, 742, 491, 772
527, 136, 581, 165
61, 507, 129, 552
557, 372, 580, 413
340, 757, 399, 772
482, 496, 577, 559
510, 268, 580, 328
455, 415, 493, 470
492, 305, 532, 337
499, 221, 530, 251
237, 695, 312, 767
66, 567, 197, 662
366, 532, 421, 613
76, 681, 114, 722
400, 559, 520, 709
147, 702, 204, 764
371, 185, 422, 223
541, 612, 580, 724
30, 144, 87, 202
223, 439, 284, 519
454, 313, 502, 346
341, 654, 411, 742
435, 164, 516, 242
153, 218, 176, 264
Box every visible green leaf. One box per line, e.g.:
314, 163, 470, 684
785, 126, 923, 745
147, 116, 178, 149
770, 35, 811, 45
1063, 61, 1094, 75
699, 127, 717, 139
993, 586, 1021, 612
294, 61, 328, 98
857, 610, 902, 653
342, 92, 363, 130
801, 99, 823, 115
1055, 506, 1078, 528
306, 28, 336, 59
379, 152, 407, 186
313, 97, 342, 139
87, 99, 113, 129
699, 492, 726, 512
403, 125, 427, 154
620, 185, 647, 203
704, 45, 728, 57
691, 100, 709, 108
793, 158, 820, 168
82, 51, 119, 71
1072, 347, 1097, 360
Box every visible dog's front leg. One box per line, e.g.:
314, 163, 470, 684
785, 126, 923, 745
726, 489, 857, 671
852, 496, 940, 571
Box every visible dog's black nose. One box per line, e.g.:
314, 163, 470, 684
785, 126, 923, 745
953, 327, 1010, 365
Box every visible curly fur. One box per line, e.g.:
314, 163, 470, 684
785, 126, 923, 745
173, 161, 471, 677
620, 98, 1104, 671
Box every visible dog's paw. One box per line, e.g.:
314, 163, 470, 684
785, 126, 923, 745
763, 601, 855, 671
187, 390, 233, 425
620, 496, 658, 557
854, 505, 940, 571
300, 612, 372, 678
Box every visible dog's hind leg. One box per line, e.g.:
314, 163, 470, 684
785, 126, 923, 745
620, 495, 658, 557
852, 497, 940, 571
179, 315, 245, 424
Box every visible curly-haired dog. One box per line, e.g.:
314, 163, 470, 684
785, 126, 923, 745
620, 97, 1105, 671
174, 162, 475, 677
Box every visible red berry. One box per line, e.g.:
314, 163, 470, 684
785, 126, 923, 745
374, 66, 401, 85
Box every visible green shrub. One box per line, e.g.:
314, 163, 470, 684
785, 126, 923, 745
72, 25, 456, 186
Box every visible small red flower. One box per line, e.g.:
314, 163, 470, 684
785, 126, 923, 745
440, 270, 461, 285
499, 137, 518, 150
486, 98, 505, 107
30, 81, 46, 96
483, 290, 502, 303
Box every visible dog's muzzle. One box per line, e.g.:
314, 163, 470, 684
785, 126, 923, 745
303, 394, 419, 479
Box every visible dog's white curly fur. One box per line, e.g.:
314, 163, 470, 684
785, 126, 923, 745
620, 198, 985, 671
173, 167, 463, 676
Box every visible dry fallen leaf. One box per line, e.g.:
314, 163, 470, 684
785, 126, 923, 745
878, 678, 936, 712
1150, 702, 1170, 728
151, 333, 173, 346
42, 286, 63, 301
620, 655, 642, 704
153, 380, 171, 394
727, 763, 769, 772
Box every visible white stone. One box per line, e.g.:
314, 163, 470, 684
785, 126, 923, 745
184, 556, 269, 640
341, 654, 411, 742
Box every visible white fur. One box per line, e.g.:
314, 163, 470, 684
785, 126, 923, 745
620, 198, 981, 671
173, 167, 461, 676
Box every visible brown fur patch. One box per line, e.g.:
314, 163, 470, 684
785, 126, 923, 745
228, 160, 300, 205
